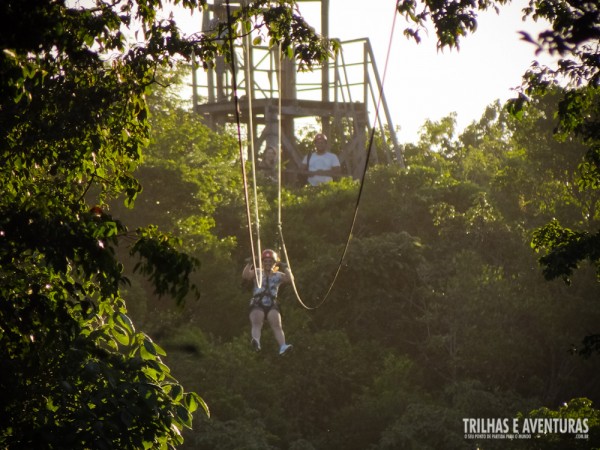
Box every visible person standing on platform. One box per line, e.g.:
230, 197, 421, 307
302, 133, 341, 186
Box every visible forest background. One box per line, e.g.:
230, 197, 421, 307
2, 0, 600, 449
122, 71, 600, 450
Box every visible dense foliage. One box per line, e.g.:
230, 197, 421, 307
398, 0, 600, 364
2, 0, 599, 448
0, 1, 204, 446
116, 86, 600, 450
0, 0, 333, 448
397, 0, 600, 285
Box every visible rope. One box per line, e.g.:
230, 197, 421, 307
274, 41, 316, 310
226, 0, 400, 307
244, 29, 264, 287
277, 0, 401, 310
277, 42, 283, 231
226, 0, 262, 287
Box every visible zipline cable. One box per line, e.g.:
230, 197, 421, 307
277, 0, 401, 310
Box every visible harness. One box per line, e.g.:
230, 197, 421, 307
249, 272, 279, 314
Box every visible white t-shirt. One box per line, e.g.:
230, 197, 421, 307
302, 152, 341, 186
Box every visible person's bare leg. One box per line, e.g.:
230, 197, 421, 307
267, 309, 286, 347
249, 309, 264, 349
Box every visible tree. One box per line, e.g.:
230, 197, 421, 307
515, 398, 600, 449
396, 0, 600, 356
395, 0, 600, 248
121, 75, 600, 448
0, 0, 334, 447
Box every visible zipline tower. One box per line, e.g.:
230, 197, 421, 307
191, 0, 403, 182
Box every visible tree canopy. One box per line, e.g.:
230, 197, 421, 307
397, 0, 600, 283
2, 0, 600, 448
0, 0, 333, 447
124, 87, 600, 449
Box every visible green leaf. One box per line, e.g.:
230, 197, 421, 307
116, 312, 135, 335
111, 325, 131, 346
169, 384, 184, 402
185, 392, 209, 416
175, 404, 193, 428
141, 338, 157, 360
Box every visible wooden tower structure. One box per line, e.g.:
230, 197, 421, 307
191, 0, 403, 183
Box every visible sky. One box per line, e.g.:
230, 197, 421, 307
165, 0, 555, 143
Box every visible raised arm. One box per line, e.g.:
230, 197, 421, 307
242, 263, 255, 280
278, 262, 293, 284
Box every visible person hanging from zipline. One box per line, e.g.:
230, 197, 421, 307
242, 249, 294, 355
